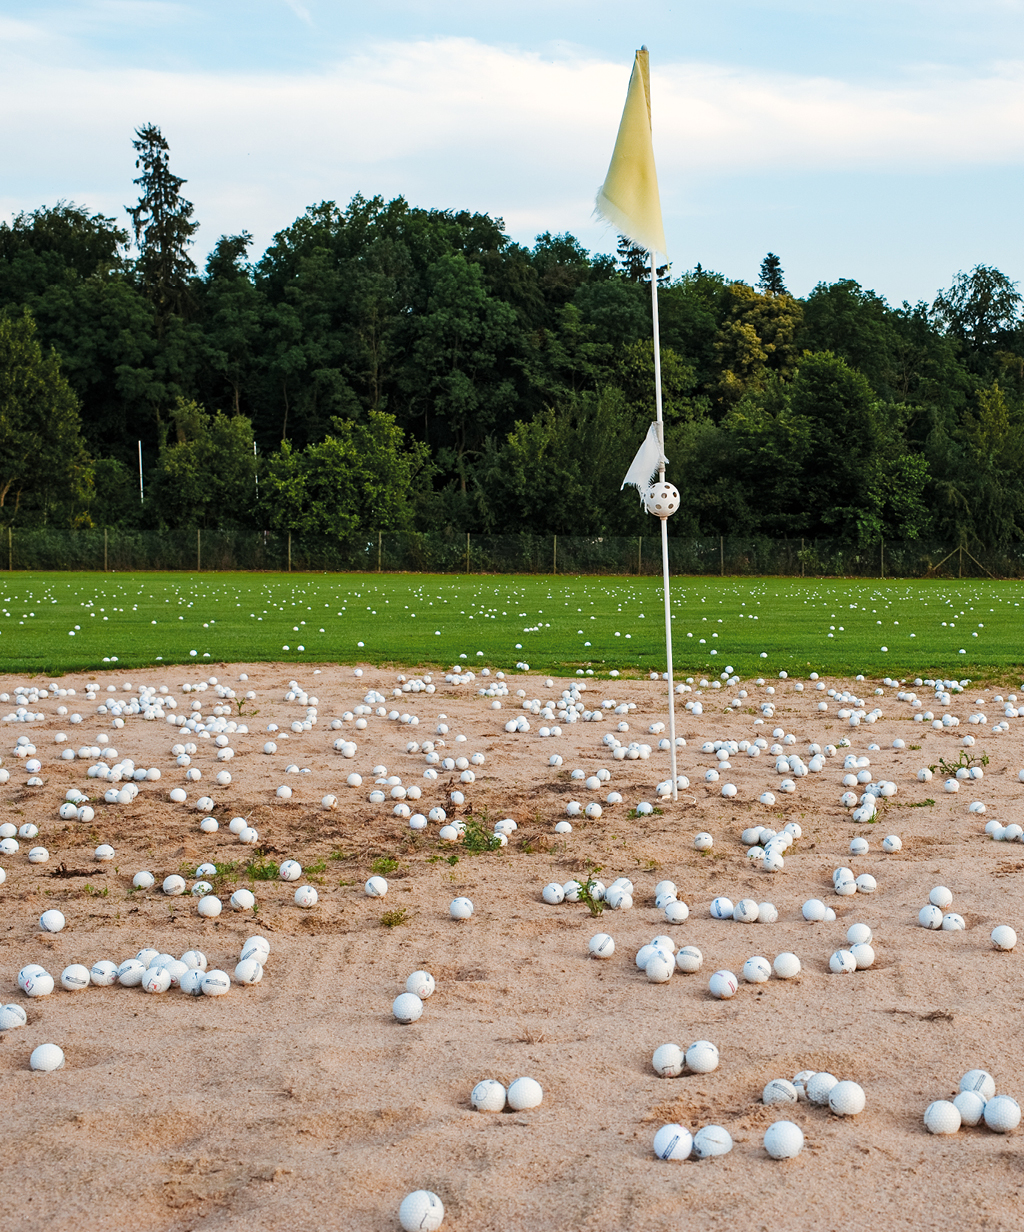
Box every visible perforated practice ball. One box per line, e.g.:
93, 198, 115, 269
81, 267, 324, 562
398, 1190, 445, 1232
643, 481, 681, 518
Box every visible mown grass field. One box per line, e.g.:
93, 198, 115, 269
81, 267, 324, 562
2, 571, 1023, 679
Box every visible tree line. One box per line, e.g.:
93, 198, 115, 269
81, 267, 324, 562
2, 123, 1023, 552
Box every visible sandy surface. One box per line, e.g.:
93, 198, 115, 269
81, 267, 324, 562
1, 660, 1023, 1232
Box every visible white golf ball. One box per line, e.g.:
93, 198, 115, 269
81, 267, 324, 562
294, 885, 318, 908
692, 1125, 733, 1158
924, 1100, 961, 1134
991, 925, 1017, 951
142, 966, 172, 993
742, 956, 772, 984
829, 1080, 866, 1116
39, 909, 65, 933
588, 933, 615, 959
829, 949, 857, 975
471, 1079, 506, 1111
763, 1078, 798, 1106
773, 952, 801, 979
806, 1072, 839, 1105
90, 960, 117, 986
30, 1043, 65, 1072
763, 1120, 804, 1159
846, 923, 873, 946
279, 859, 302, 881
406, 971, 435, 999
708, 970, 738, 999
663, 900, 689, 924
393, 992, 423, 1024
653, 1123, 693, 1160
201, 969, 231, 996
507, 1076, 543, 1110
802, 899, 826, 922
398, 1190, 444, 1232
60, 964, 90, 991
234, 958, 264, 986
685, 1040, 719, 1074
757, 902, 779, 925
542, 882, 565, 905
117, 959, 146, 987
449, 897, 473, 920
230, 889, 255, 911
850, 943, 875, 970
675, 945, 703, 973
646, 953, 674, 983
960, 1069, 997, 1100
652, 1043, 685, 1077
179, 968, 205, 996
953, 1090, 986, 1126
162, 875, 186, 896
365, 875, 388, 898
0, 1003, 28, 1030
733, 899, 759, 924
918, 905, 943, 929
132, 871, 155, 889
197, 895, 222, 918
929, 885, 953, 909
882, 834, 902, 853
710, 896, 734, 920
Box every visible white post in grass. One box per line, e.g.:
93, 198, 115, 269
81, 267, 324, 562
650, 251, 677, 800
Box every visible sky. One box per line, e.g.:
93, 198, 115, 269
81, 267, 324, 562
2, 0, 1024, 303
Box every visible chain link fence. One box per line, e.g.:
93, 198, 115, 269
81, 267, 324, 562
1, 527, 1021, 578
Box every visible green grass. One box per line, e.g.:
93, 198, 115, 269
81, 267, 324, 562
2, 571, 1023, 678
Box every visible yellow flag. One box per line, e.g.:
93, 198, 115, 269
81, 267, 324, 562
595, 48, 667, 258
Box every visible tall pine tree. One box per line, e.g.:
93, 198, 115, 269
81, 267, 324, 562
758, 252, 787, 296
127, 124, 199, 327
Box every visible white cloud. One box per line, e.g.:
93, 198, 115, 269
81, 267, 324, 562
3, 33, 1024, 260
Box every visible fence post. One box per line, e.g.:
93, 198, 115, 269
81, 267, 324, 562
638, 536, 642, 575
880, 536, 884, 579
7, 526, 10, 571
959, 545, 963, 578
197, 529, 201, 572
465, 532, 470, 574
553, 535, 557, 575
287, 532, 292, 572
801, 537, 804, 578
104, 528, 108, 573
720, 535, 724, 577
377, 530, 382, 573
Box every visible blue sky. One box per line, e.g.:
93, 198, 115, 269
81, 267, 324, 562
2, 0, 1024, 303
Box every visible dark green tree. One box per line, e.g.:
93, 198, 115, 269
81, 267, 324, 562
0, 311, 92, 524
758, 253, 787, 296
127, 124, 199, 325
932, 265, 1021, 369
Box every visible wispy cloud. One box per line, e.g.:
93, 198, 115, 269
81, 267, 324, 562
3, 33, 1024, 260
281, 0, 312, 25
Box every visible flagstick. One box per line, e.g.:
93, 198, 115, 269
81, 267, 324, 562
650, 250, 678, 802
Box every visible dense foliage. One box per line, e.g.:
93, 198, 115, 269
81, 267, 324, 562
2, 126, 1023, 553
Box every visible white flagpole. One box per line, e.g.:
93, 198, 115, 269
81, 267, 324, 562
650, 250, 678, 801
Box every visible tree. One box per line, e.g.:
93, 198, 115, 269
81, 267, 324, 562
758, 253, 787, 296
149, 398, 257, 528
616, 236, 668, 285
260, 410, 429, 537
0, 311, 92, 524
127, 124, 199, 325
932, 265, 1022, 367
